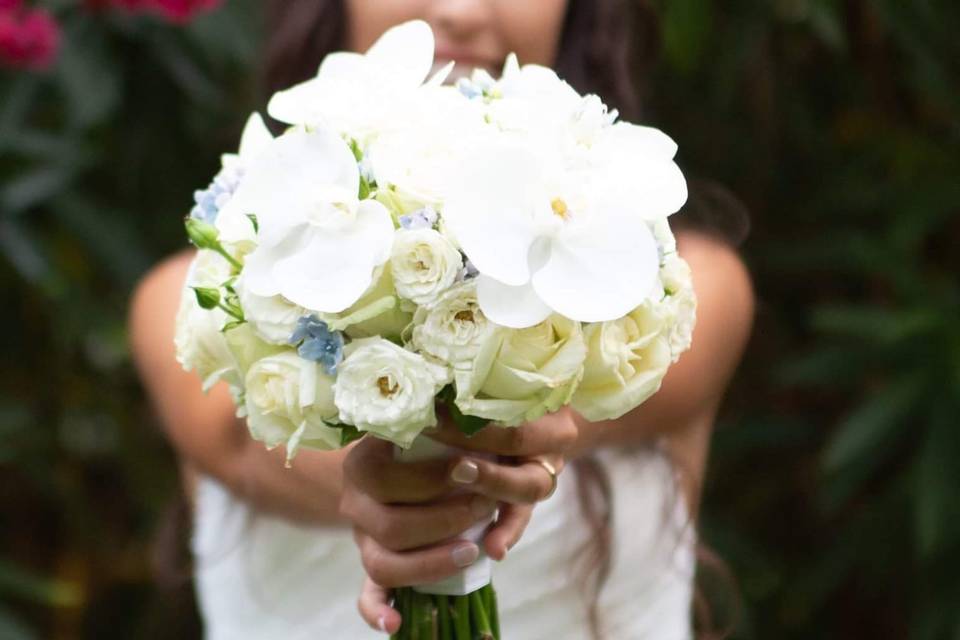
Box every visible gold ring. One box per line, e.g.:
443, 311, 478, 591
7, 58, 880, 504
529, 459, 558, 500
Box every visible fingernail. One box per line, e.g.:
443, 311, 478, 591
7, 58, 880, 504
471, 496, 496, 519
451, 459, 479, 484
452, 542, 480, 568
377, 615, 387, 633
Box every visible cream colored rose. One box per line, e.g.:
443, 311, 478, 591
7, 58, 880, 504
571, 303, 672, 422
331, 264, 412, 341
410, 281, 495, 368
174, 251, 238, 391
453, 315, 586, 426
244, 351, 343, 458
389, 228, 462, 306
333, 338, 451, 447
659, 253, 697, 362
174, 292, 236, 392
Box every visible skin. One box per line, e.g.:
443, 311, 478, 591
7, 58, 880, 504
130, 1, 756, 635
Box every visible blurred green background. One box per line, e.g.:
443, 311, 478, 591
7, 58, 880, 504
1, 0, 957, 638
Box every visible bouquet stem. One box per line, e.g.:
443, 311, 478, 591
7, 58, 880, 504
391, 584, 500, 640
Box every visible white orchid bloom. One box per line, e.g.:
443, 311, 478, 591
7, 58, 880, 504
268, 20, 444, 139
222, 112, 273, 171
218, 125, 394, 314
442, 133, 687, 328
214, 113, 275, 249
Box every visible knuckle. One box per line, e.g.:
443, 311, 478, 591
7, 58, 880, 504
338, 493, 355, 520
371, 514, 399, 547
361, 547, 391, 586
506, 427, 526, 453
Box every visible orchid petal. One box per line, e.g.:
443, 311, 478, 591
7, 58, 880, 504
426, 60, 455, 87
443, 146, 541, 286
272, 201, 394, 313
237, 112, 273, 163
590, 126, 688, 219
365, 20, 435, 89
220, 127, 359, 247
532, 213, 660, 322
476, 275, 552, 329
242, 231, 305, 298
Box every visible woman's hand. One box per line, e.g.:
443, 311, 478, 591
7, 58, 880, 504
428, 406, 579, 559
348, 407, 580, 633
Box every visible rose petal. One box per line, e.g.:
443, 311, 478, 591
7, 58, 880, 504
476, 275, 553, 329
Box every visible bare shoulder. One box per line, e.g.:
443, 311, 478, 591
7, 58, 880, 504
128, 249, 195, 369
677, 229, 755, 346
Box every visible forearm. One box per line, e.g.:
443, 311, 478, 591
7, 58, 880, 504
568, 231, 754, 462
130, 251, 350, 527
152, 381, 350, 526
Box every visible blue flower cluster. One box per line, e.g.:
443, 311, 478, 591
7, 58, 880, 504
190, 165, 244, 225
398, 206, 438, 230
289, 315, 345, 376
456, 74, 496, 100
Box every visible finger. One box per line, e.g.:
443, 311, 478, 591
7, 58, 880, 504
358, 534, 482, 589
345, 492, 497, 551
483, 503, 534, 561
343, 437, 451, 503
358, 577, 401, 634
447, 456, 562, 504
428, 410, 577, 457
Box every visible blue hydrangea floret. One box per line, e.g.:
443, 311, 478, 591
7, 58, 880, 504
289, 315, 345, 376
190, 165, 245, 225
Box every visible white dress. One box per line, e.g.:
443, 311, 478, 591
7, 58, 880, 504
192, 447, 696, 639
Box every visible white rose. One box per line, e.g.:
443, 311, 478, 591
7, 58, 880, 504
659, 253, 697, 362
244, 351, 344, 458
175, 293, 236, 392
174, 252, 237, 391
571, 303, 672, 422
390, 228, 462, 306
652, 217, 677, 255
454, 314, 586, 426
237, 274, 306, 345
411, 281, 496, 368
333, 338, 451, 447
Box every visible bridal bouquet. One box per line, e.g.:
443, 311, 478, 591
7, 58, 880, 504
174, 20, 695, 640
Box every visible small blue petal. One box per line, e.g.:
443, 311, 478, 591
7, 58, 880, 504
289, 314, 345, 375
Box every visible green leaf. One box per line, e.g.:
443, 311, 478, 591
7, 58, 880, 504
915, 405, 960, 559
822, 375, 924, 474
0, 559, 80, 607
330, 423, 365, 446
447, 400, 490, 438
0, 604, 35, 640
220, 320, 245, 333
246, 213, 259, 233
359, 175, 372, 200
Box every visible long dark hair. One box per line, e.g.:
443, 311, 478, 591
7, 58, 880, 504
262, 2, 744, 638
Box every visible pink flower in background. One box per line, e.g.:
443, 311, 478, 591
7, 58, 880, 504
85, 0, 222, 22
151, 0, 222, 23
0, 7, 61, 70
